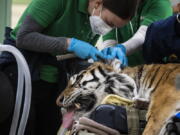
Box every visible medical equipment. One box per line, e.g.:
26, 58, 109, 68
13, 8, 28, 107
0, 44, 32, 135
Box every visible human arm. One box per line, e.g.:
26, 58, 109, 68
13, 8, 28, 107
17, 16, 106, 61
16, 0, 68, 53
122, 25, 148, 55
16, 15, 69, 54
123, 0, 172, 55
102, 0, 172, 54
16, 0, 106, 60
101, 25, 147, 66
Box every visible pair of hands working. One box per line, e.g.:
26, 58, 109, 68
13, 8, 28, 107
67, 38, 128, 67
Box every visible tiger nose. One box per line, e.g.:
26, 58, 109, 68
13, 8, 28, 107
56, 94, 64, 107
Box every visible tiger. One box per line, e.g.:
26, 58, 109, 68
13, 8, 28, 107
56, 62, 180, 135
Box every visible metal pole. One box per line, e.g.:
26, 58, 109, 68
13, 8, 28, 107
0, 0, 12, 43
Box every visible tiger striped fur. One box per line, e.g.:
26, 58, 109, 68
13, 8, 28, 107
56, 62, 180, 135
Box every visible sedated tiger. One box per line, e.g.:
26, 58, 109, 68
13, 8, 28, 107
56, 62, 180, 135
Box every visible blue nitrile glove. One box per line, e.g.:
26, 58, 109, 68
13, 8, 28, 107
68, 38, 107, 61
101, 44, 128, 67
175, 112, 180, 120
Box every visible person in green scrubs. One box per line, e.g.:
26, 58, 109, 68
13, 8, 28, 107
102, 0, 173, 66
0, 0, 139, 135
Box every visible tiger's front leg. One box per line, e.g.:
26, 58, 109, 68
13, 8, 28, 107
143, 86, 180, 135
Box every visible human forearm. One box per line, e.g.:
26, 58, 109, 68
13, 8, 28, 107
16, 15, 69, 54
123, 25, 148, 55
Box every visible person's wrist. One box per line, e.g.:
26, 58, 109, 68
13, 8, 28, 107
67, 38, 71, 46
66, 38, 71, 51
67, 38, 77, 52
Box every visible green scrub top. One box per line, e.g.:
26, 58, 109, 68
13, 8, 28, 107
10, 0, 99, 83
103, 0, 173, 67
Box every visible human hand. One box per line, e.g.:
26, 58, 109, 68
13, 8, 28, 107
101, 44, 128, 67
68, 38, 107, 61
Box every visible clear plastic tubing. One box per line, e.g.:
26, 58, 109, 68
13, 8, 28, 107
0, 44, 32, 135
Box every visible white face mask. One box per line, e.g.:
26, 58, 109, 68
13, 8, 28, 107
89, 8, 113, 35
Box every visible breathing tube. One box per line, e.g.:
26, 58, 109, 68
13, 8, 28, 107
0, 44, 32, 135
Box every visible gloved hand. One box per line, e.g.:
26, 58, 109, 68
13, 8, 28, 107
101, 44, 128, 67
68, 38, 107, 61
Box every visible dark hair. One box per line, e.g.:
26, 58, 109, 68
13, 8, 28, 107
103, 0, 139, 19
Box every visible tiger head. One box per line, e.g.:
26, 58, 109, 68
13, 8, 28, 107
57, 62, 180, 135
56, 62, 137, 120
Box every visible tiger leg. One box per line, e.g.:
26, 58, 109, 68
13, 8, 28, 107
143, 87, 180, 135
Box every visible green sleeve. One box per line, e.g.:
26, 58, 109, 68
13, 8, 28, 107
27, 0, 61, 27
141, 0, 173, 26
102, 29, 116, 41
103, 0, 172, 41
